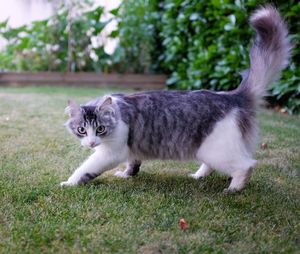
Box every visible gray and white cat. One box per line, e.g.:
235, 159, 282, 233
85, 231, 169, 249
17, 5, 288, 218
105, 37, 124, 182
61, 6, 291, 192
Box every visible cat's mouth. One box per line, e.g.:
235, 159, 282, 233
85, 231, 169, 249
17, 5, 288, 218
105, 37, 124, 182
89, 142, 100, 148
81, 141, 101, 148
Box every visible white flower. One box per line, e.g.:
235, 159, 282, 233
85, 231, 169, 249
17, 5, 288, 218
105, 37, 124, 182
86, 27, 95, 37
31, 47, 37, 53
79, 60, 86, 67
47, 19, 54, 26
22, 49, 29, 55
104, 38, 119, 55
54, 59, 62, 65
18, 32, 27, 38
77, 52, 84, 58
87, 45, 93, 52
52, 44, 60, 51
90, 50, 99, 62
45, 44, 52, 52
58, 9, 65, 16
91, 36, 102, 49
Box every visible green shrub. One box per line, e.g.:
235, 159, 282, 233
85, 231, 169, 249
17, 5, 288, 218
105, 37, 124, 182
116, 0, 299, 113
0, 1, 299, 112
269, 2, 300, 113
159, 0, 252, 90
0, 6, 110, 72
112, 0, 162, 73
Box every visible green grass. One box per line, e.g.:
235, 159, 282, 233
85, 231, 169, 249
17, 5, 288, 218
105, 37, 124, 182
0, 86, 299, 254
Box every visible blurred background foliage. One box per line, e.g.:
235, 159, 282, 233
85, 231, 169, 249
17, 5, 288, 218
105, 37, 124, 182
0, 0, 299, 113
0, 2, 110, 72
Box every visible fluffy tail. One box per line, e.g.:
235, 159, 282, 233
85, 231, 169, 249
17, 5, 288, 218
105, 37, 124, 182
238, 5, 292, 108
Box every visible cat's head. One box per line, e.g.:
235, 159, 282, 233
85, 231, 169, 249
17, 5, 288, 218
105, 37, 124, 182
65, 97, 118, 148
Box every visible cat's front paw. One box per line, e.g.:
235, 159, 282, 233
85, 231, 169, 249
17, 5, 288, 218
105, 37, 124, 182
114, 170, 131, 178
223, 188, 240, 195
60, 180, 78, 187
188, 173, 203, 180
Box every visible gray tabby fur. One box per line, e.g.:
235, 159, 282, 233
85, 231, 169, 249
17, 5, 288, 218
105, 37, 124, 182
61, 6, 292, 192
90, 90, 248, 160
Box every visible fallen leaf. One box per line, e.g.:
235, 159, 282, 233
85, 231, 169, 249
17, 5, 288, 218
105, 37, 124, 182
261, 143, 268, 149
179, 218, 189, 230
280, 108, 288, 114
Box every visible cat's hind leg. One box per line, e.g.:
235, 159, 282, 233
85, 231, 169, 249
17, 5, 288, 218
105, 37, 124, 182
224, 165, 255, 193
196, 110, 257, 193
189, 163, 213, 179
114, 159, 142, 178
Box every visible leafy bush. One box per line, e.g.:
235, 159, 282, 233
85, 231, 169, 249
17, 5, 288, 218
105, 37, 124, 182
269, 2, 300, 113
0, 0, 299, 112
0, 6, 110, 72
112, 0, 162, 73
116, 0, 299, 113
159, 0, 255, 90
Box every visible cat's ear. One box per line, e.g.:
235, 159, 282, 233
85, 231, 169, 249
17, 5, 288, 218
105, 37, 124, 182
99, 97, 112, 108
65, 100, 81, 117
97, 97, 115, 118
97, 97, 113, 110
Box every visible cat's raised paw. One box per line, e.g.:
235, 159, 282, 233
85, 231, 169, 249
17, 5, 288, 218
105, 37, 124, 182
114, 171, 131, 178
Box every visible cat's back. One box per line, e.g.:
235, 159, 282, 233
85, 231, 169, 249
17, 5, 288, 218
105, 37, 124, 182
115, 90, 239, 160
119, 89, 235, 114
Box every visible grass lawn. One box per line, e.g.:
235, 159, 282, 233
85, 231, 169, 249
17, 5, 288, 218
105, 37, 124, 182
0, 86, 299, 254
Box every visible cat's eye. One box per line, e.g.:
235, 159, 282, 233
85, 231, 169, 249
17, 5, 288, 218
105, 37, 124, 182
96, 125, 106, 135
77, 127, 86, 135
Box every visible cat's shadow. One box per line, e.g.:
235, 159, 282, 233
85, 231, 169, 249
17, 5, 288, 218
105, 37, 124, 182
75, 171, 300, 217
88, 171, 295, 201
89, 171, 233, 195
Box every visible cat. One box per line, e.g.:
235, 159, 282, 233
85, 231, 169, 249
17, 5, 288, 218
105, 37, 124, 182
60, 5, 291, 193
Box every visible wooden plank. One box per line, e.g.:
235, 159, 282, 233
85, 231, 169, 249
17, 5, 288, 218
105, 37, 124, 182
0, 72, 166, 83
0, 72, 167, 89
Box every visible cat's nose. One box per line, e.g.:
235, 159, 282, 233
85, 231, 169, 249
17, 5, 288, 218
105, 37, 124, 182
90, 141, 95, 147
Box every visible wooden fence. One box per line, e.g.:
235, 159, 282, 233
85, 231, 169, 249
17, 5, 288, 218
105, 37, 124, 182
0, 72, 167, 89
